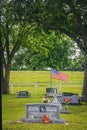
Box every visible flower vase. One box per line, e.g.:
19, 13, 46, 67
65, 104, 69, 111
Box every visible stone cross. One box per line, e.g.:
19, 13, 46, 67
50, 89, 64, 112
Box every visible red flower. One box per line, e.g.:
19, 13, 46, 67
64, 98, 72, 104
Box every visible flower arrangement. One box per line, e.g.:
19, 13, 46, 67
64, 97, 72, 105
63, 98, 72, 112
42, 95, 50, 103
42, 114, 50, 124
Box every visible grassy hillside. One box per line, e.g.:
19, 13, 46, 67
2, 71, 87, 130
10, 71, 83, 83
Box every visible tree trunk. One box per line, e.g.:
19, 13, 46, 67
81, 55, 87, 101
2, 65, 10, 94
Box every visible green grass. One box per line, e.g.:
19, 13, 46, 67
9, 71, 83, 95
2, 71, 87, 130
10, 71, 83, 83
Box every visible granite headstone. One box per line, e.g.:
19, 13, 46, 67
21, 103, 65, 123
61, 92, 80, 105
46, 88, 57, 97
16, 91, 31, 98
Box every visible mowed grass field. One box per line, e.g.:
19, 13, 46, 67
2, 71, 87, 130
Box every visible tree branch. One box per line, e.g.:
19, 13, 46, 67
5, 22, 10, 59
9, 24, 35, 64
65, 0, 87, 46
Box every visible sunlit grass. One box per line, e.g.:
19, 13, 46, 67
9, 71, 83, 95
2, 71, 87, 130
10, 71, 84, 83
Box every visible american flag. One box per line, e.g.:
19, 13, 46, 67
52, 69, 68, 82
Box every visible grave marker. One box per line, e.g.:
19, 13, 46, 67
16, 91, 31, 98
46, 88, 57, 97
21, 103, 65, 123
61, 92, 80, 105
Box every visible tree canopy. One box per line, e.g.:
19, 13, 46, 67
24, 0, 87, 101
11, 28, 82, 71
1, 0, 87, 101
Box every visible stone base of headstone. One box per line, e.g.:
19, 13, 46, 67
21, 103, 65, 124
21, 117, 65, 124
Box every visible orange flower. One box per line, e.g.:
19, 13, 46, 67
42, 114, 50, 124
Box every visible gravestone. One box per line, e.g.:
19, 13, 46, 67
46, 88, 57, 94
46, 88, 57, 97
61, 92, 80, 105
16, 91, 31, 98
21, 103, 65, 123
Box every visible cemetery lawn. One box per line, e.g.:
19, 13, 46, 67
2, 71, 87, 130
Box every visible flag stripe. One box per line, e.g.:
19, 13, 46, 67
52, 69, 68, 82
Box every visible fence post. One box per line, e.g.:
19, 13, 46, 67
35, 82, 38, 92
11, 84, 14, 94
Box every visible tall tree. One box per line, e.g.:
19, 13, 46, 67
1, 0, 35, 93
21, 0, 87, 101
40, 0, 87, 101
1, 0, 87, 101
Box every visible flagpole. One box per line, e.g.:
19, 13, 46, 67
58, 81, 62, 93
50, 67, 52, 88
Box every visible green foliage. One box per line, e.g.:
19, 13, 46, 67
69, 53, 84, 71
11, 28, 80, 71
